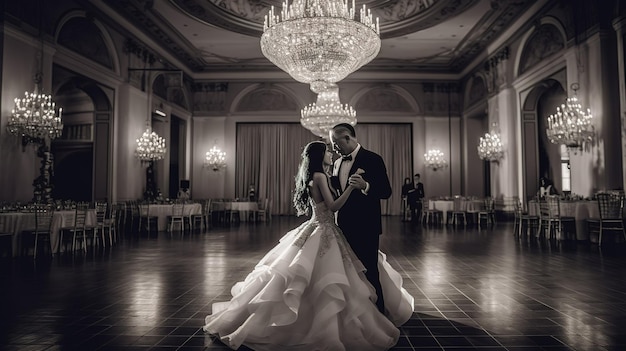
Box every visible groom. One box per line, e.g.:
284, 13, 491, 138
330, 123, 392, 314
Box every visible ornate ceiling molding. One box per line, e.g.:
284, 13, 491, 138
172, 0, 466, 39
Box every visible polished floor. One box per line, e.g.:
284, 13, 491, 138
2, 215, 626, 351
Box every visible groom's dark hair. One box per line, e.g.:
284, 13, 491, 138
332, 123, 356, 137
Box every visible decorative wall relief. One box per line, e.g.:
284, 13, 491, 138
422, 82, 460, 114
355, 88, 414, 113
57, 17, 113, 70
468, 76, 487, 107
236, 87, 298, 112
192, 83, 228, 112
519, 24, 564, 75
484, 47, 509, 95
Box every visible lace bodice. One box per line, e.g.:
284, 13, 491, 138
310, 200, 335, 225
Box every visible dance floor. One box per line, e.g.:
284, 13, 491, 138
2, 216, 626, 350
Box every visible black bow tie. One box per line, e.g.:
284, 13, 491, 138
341, 155, 352, 161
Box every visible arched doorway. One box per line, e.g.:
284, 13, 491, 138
51, 74, 113, 202
520, 76, 566, 201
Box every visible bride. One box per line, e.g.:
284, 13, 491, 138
204, 141, 414, 351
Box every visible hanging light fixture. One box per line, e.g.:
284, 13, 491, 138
478, 123, 504, 162
300, 82, 356, 138
204, 145, 227, 172
424, 149, 448, 171
7, 90, 64, 144
5, 15, 63, 204
546, 83, 594, 151
261, 0, 380, 136
261, 0, 380, 86
135, 128, 166, 162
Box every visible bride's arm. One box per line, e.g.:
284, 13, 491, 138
313, 172, 354, 212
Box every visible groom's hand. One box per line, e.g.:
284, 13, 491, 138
348, 174, 366, 190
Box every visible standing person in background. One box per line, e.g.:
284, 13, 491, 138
407, 173, 425, 224
401, 177, 413, 221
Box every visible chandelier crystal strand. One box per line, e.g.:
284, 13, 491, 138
477, 124, 504, 162
301, 82, 356, 137
135, 128, 166, 161
7, 91, 63, 141
546, 85, 594, 150
205, 146, 227, 171
424, 149, 448, 171
261, 0, 381, 85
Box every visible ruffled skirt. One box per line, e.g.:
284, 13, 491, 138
204, 219, 414, 351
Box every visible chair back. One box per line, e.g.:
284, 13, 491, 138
483, 197, 494, 211
172, 203, 184, 217
95, 202, 107, 225
74, 203, 89, 230
109, 203, 121, 222
597, 192, 624, 219
453, 196, 466, 211
538, 195, 559, 220
514, 197, 524, 215
261, 198, 270, 211
204, 199, 213, 215
35, 206, 54, 233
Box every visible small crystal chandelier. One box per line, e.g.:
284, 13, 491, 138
425, 149, 448, 171
478, 123, 504, 162
7, 90, 64, 144
546, 83, 594, 151
6, 36, 63, 204
205, 146, 227, 172
301, 82, 356, 138
261, 0, 381, 86
135, 128, 166, 162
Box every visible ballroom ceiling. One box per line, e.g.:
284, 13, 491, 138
102, 0, 538, 76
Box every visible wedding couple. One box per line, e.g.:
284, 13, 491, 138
204, 124, 414, 350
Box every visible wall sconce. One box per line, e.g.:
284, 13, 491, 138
424, 149, 448, 171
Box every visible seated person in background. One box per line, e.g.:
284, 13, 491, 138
177, 187, 190, 201
248, 184, 256, 202
538, 177, 558, 198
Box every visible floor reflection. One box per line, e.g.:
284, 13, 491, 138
1, 216, 626, 350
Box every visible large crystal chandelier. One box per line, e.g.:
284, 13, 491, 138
204, 146, 227, 172
478, 123, 504, 162
301, 82, 356, 138
261, 0, 381, 86
261, 0, 380, 137
425, 149, 448, 171
135, 128, 166, 161
546, 84, 594, 151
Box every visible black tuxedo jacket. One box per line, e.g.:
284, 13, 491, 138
332, 147, 392, 236
407, 182, 424, 205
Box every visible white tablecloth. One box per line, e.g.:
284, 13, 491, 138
211, 202, 259, 222
528, 200, 599, 240
140, 203, 202, 230
429, 199, 486, 224
0, 210, 96, 256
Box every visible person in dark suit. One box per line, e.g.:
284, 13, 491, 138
330, 123, 392, 314
407, 173, 425, 224
401, 177, 412, 221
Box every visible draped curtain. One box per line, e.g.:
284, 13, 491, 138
236, 123, 412, 216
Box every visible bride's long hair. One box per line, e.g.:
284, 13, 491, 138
293, 141, 326, 216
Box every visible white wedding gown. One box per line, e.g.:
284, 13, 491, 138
204, 200, 414, 351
